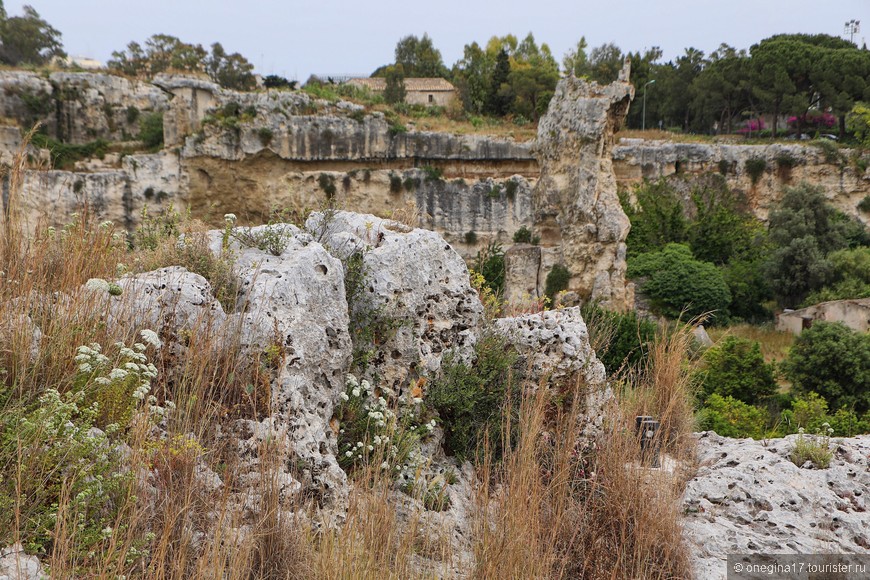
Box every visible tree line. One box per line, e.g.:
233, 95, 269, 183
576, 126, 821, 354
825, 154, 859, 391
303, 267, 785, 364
375, 32, 870, 138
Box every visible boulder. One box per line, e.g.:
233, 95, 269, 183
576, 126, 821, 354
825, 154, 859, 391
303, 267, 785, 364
0, 543, 46, 580
306, 211, 483, 393
683, 432, 870, 579
210, 224, 353, 513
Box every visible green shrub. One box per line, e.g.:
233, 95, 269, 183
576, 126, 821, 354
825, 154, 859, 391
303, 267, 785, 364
464, 231, 478, 245
473, 242, 505, 296
257, 127, 274, 146
139, 112, 164, 149
717, 159, 730, 175
696, 336, 776, 404
428, 333, 520, 462
30, 133, 109, 170
389, 173, 403, 194
403, 176, 420, 191
781, 321, 870, 413
744, 158, 767, 185
621, 179, 688, 258
125, 105, 140, 124
422, 165, 443, 182
859, 195, 870, 213
697, 393, 769, 439
581, 303, 658, 375
504, 179, 519, 201
512, 226, 538, 245
803, 246, 870, 305
628, 244, 731, 322
811, 138, 845, 165
774, 152, 798, 170
544, 264, 571, 300
318, 173, 337, 198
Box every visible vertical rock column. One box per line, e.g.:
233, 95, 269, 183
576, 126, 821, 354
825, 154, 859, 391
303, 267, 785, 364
532, 64, 634, 310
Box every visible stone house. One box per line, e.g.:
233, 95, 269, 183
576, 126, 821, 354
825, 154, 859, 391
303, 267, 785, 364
346, 77, 456, 107
776, 298, 870, 335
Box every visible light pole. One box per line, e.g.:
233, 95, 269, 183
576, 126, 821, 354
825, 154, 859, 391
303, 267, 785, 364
845, 19, 861, 44
642, 79, 655, 131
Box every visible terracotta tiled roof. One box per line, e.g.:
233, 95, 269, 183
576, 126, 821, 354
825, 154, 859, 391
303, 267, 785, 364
347, 77, 455, 92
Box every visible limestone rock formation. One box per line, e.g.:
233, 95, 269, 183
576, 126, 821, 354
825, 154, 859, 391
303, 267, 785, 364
306, 210, 483, 393
211, 224, 354, 511
533, 71, 635, 309
683, 431, 870, 579
494, 307, 610, 439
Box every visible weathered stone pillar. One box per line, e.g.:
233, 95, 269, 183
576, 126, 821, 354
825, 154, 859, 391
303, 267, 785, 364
504, 243, 542, 304
532, 60, 635, 310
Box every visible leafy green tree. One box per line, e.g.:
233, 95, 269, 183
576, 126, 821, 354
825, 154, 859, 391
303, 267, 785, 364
562, 37, 589, 76
696, 336, 777, 404
474, 241, 505, 296
205, 42, 256, 90
690, 44, 751, 134
628, 244, 731, 322
697, 393, 769, 438
621, 179, 688, 258
0, 3, 64, 65
587, 42, 623, 83
109, 34, 207, 77
392, 33, 447, 78
452, 41, 491, 114
485, 48, 513, 116
782, 322, 870, 413
688, 182, 766, 266
581, 303, 658, 375
383, 64, 406, 105
847, 102, 870, 146
803, 246, 870, 305
765, 184, 850, 307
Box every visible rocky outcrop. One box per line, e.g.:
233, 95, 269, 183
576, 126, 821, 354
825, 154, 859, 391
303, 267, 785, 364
0, 71, 168, 144
683, 432, 870, 579
613, 139, 870, 224
0, 543, 47, 580
532, 71, 635, 310
306, 210, 483, 393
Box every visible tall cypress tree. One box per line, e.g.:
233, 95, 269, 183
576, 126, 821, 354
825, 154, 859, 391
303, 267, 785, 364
485, 49, 513, 116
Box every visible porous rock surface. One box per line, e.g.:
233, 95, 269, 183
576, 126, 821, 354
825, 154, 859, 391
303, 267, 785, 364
306, 210, 483, 393
0, 543, 47, 580
210, 224, 353, 512
533, 69, 635, 309
683, 431, 870, 579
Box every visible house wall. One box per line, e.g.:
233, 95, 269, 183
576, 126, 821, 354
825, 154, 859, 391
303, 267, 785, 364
406, 90, 454, 107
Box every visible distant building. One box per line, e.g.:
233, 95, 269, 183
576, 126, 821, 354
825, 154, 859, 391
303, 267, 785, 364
61, 55, 103, 70
777, 298, 870, 335
346, 77, 456, 107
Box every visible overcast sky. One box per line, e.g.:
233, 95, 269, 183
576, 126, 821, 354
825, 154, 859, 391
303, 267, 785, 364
9, 0, 870, 80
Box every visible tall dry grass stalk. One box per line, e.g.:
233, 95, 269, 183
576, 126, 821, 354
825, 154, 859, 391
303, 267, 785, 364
472, 322, 697, 579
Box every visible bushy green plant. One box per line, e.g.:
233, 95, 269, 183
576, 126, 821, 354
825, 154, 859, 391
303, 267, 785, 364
764, 183, 850, 308
628, 244, 731, 322
428, 333, 519, 462
581, 303, 658, 375
139, 112, 164, 149
257, 127, 274, 146
229, 222, 295, 256
803, 246, 870, 305
744, 157, 767, 185
318, 173, 337, 198
858, 195, 870, 214
30, 133, 110, 170
464, 231, 478, 245
512, 226, 539, 245
474, 242, 505, 297
403, 176, 420, 191
422, 165, 443, 182
696, 393, 768, 439
621, 179, 688, 258
544, 264, 571, 300
696, 336, 777, 404
504, 179, 519, 201
790, 425, 833, 469
389, 173, 403, 194
781, 322, 870, 413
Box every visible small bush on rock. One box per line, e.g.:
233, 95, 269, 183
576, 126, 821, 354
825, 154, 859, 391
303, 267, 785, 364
428, 333, 519, 462
790, 425, 833, 469
544, 264, 570, 301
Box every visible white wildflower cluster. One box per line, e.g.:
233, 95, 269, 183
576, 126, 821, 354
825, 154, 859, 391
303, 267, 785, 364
84, 278, 110, 293
73, 331, 173, 422
224, 213, 237, 223
336, 374, 435, 484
